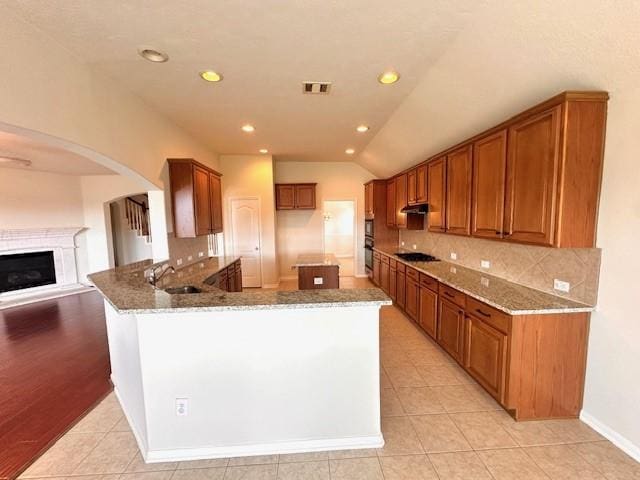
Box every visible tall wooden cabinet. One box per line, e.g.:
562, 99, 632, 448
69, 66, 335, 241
168, 158, 223, 238
446, 145, 473, 235
386, 179, 396, 227
427, 157, 446, 232
395, 174, 407, 228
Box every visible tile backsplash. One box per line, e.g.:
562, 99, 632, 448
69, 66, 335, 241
400, 230, 601, 306
167, 233, 210, 267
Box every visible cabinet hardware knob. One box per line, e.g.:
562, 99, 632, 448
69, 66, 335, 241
476, 308, 491, 317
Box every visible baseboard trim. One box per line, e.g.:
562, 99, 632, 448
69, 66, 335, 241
580, 410, 640, 462
262, 282, 281, 289
112, 381, 150, 461
144, 434, 384, 463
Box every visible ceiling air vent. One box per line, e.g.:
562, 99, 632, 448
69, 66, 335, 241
302, 81, 332, 94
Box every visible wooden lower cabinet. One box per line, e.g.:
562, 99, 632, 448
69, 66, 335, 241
380, 260, 390, 294
437, 298, 465, 363
418, 286, 438, 339
396, 270, 406, 309
465, 314, 507, 402
405, 277, 419, 321
389, 265, 397, 301
373, 254, 381, 286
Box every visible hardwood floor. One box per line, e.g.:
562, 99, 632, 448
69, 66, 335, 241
0, 290, 111, 480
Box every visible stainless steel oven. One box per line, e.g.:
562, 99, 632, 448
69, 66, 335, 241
364, 236, 374, 271
365, 219, 374, 238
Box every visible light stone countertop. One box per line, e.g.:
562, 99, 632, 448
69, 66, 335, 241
293, 253, 340, 267
373, 246, 594, 315
88, 256, 390, 314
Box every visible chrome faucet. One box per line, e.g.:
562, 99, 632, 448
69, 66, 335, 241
148, 264, 176, 288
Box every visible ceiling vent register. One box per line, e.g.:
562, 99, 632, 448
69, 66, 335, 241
302, 81, 332, 94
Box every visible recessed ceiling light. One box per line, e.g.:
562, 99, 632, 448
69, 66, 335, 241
378, 71, 400, 84
200, 70, 223, 82
138, 47, 169, 63
356, 125, 370, 133
241, 124, 255, 133
0, 156, 32, 168
259, 149, 269, 154
345, 148, 355, 155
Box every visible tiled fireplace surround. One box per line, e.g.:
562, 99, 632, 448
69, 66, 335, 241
400, 230, 601, 306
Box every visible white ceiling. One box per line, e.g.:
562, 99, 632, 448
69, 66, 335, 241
4, 0, 480, 163
0, 131, 114, 175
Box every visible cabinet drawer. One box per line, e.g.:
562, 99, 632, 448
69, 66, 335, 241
419, 273, 438, 291
439, 284, 466, 308
381, 254, 390, 265
389, 258, 397, 269
406, 267, 419, 282
396, 262, 406, 273
466, 297, 510, 334
373, 251, 381, 260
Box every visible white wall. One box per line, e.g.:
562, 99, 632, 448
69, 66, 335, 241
219, 155, 278, 287
110, 199, 153, 267
274, 161, 375, 278
359, 0, 640, 458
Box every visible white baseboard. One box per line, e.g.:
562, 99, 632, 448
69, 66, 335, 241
279, 275, 297, 281
262, 282, 281, 288
355, 274, 369, 278
144, 434, 384, 463
580, 410, 640, 462
0, 284, 94, 310
112, 381, 150, 459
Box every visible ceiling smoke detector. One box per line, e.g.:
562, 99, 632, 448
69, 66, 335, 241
138, 47, 169, 63
302, 81, 332, 95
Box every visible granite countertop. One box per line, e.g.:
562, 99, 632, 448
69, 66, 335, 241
88, 256, 390, 314
373, 246, 594, 315
293, 253, 340, 267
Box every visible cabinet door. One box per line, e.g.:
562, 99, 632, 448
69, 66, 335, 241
235, 265, 243, 292
380, 260, 390, 294
427, 157, 446, 232
193, 165, 211, 236
416, 164, 428, 203
373, 256, 381, 286
504, 106, 561, 246
437, 298, 465, 363
405, 278, 419, 321
389, 267, 397, 301
465, 314, 507, 401
364, 183, 373, 219
227, 268, 236, 292
276, 185, 296, 209
209, 173, 223, 234
446, 145, 472, 235
396, 271, 406, 308
386, 179, 396, 227
419, 286, 438, 339
472, 130, 507, 239
295, 184, 316, 209
407, 169, 417, 205
395, 174, 408, 228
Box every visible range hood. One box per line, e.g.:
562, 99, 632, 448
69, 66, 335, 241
401, 203, 429, 214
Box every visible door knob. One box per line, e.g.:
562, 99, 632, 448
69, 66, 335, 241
255, 247, 259, 251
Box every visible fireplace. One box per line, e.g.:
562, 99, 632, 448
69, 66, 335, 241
0, 251, 57, 293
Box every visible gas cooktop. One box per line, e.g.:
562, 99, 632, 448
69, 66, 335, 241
394, 252, 439, 262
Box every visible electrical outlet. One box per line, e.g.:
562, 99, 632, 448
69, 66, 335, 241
481, 277, 490, 287
412, 244, 417, 250
401, 241, 405, 246
554, 279, 570, 293
313, 277, 324, 285
187, 255, 193, 261
175, 398, 188, 416
450, 266, 457, 274
481, 260, 491, 269
198, 251, 204, 257
450, 252, 457, 260
176, 258, 183, 266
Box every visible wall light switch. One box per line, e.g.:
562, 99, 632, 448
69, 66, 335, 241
481, 277, 490, 287
554, 279, 570, 293
314, 277, 324, 285
401, 241, 405, 246
176, 398, 188, 416
412, 244, 417, 250
481, 260, 491, 269
450, 266, 457, 274
450, 252, 457, 260
176, 258, 183, 266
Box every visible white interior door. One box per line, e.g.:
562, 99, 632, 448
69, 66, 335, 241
230, 198, 262, 287
323, 200, 355, 276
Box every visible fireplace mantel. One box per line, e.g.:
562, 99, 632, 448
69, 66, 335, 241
0, 227, 90, 308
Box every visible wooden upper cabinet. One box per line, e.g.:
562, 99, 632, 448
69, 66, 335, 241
395, 174, 408, 228
416, 164, 428, 203
386, 179, 396, 227
427, 157, 446, 232
275, 183, 316, 210
472, 130, 507, 239
504, 106, 561, 246
407, 169, 417, 205
364, 182, 374, 219
275, 184, 295, 209
209, 172, 223, 234
168, 158, 223, 238
295, 184, 316, 209
446, 145, 473, 235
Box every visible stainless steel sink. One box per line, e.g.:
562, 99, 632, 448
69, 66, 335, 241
164, 285, 202, 294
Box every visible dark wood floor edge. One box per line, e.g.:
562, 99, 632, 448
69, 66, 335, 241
8, 381, 114, 480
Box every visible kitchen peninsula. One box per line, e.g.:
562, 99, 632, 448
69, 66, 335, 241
88, 258, 390, 463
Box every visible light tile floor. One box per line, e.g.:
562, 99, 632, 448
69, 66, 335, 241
19, 282, 640, 480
